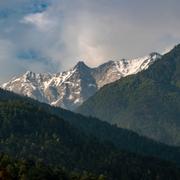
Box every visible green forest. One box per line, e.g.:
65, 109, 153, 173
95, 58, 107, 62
0, 89, 180, 179
78, 44, 180, 146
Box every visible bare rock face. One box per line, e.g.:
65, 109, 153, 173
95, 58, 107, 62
1, 53, 161, 110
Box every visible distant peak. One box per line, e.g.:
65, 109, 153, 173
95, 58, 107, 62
74, 61, 90, 70
149, 52, 162, 60
23, 70, 36, 79
105, 60, 115, 64
76, 61, 87, 66
25, 70, 33, 75
149, 52, 161, 57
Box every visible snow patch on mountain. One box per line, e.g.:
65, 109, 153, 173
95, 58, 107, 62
1, 53, 161, 110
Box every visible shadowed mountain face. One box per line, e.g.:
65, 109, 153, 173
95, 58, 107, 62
77, 45, 180, 146
2, 53, 161, 110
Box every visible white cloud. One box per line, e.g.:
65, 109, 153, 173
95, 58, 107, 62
20, 0, 180, 67
0, 39, 25, 82
0, 0, 180, 83
22, 12, 55, 31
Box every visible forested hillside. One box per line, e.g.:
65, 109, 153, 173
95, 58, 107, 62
78, 45, 180, 146
0, 89, 180, 179
1, 88, 180, 165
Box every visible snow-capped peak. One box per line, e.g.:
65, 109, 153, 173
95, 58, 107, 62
23, 71, 36, 80
150, 52, 162, 60
74, 61, 91, 71
1, 53, 161, 110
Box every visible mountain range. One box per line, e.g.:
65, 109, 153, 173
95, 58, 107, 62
78, 44, 180, 146
1, 52, 161, 110
1, 45, 180, 179
1, 0, 180, 179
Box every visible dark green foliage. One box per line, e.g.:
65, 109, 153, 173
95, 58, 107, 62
0, 99, 116, 171
0, 153, 104, 180
1, 88, 180, 165
1, 89, 180, 179
78, 44, 180, 146
1, 153, 180, 180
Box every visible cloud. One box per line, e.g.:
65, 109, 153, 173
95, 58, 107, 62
0, 0, 180, 83
0, 39, 25, 82
22, 12, 55, 31
0, 38, 56, 82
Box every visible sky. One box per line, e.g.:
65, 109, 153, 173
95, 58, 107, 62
0, 0, 180, 83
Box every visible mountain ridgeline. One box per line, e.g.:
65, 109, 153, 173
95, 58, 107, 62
78, 44, 180, 146
2, 53, 161, 110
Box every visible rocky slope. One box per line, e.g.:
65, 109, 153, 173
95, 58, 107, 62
1, 53, 161, 110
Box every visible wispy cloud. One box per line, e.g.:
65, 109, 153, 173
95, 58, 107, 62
0, 0, 180, 83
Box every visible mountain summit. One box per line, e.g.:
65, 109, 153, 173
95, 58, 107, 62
77, 45, 180, 145
1, 53, 161, 110
74, 61, 90, 70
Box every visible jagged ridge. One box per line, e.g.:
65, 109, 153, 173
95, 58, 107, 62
1, 53, 161, 110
